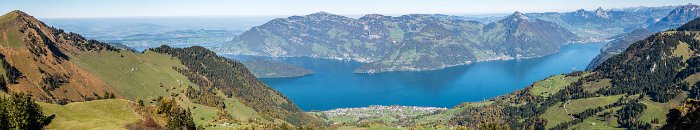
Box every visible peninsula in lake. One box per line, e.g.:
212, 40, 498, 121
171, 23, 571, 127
240, 58, 313, 78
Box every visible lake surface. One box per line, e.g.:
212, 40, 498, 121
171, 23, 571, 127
228, 43, 605, 111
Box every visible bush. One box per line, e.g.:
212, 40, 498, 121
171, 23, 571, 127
0, 93, 54, 129
157, 97, 196, 130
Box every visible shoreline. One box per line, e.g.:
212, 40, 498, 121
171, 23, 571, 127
221, 42, 604, 74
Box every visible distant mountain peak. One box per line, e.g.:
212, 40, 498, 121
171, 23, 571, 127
302, 11, 350, 20
9, 10, 28, 16
308, 11, 335, 16
595, 7, 609, 18
509, 11, 529, 20
1, 10, 38, 24
574, 9, 587, 16
314, 11, 331, 14
360, 14, 386, 19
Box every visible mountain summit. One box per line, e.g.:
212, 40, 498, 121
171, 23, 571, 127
483, 11, 578, 58
0, 10, 120, 102
594, 7, 609, 18
509, 11, 529, 20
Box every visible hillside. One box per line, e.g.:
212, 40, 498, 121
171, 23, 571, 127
587, 29, 654, 69
483, 12, 578, 58
406, 17, 700, 129
37, 99, 143, 130
526, 6, 675, 41
648, 4, 700, 32
0, 10, 324, 129
0, 10, 119, 103
222, 12, 579, 73
150, 45, 324, 126
588, 4, 700, 69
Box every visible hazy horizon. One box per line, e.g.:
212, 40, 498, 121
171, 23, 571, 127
0, 0, 694, 18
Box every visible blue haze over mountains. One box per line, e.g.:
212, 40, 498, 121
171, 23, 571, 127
588, 4, 700, 69
42, 16, 278, 51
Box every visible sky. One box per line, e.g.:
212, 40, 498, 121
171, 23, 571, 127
0, 0, 695, 18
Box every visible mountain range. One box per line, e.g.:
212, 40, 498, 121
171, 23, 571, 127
218, 5, 697, 73
525, 6, 675, 41
220, 11, 578, 73
588, 4, 700, 69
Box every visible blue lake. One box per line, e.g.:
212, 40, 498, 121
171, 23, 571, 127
227, 43, 605, 111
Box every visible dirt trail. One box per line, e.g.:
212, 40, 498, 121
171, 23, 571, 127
563, 100, 576, 119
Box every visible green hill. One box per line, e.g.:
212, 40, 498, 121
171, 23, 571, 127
0, 10, 323, 129
38, 99, 141, 130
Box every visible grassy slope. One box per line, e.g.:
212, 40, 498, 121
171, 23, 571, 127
0, 12, 24, 95
530, 74, 586, 97
539, 95, 622, 129
38, 99, 141, 130
540, 95, 622, 129
0, 11, 23, 49
568, 106, 623, 129
684, 73, 700, 86
567, 95, 623, 114
680, 41, 700, 85
70, 50, 273, 129
538, 91, 686, 129
639, 93, 687, 126
72, 51, 197, 102
581, 78, 612, 93
540, 102, 571, 128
